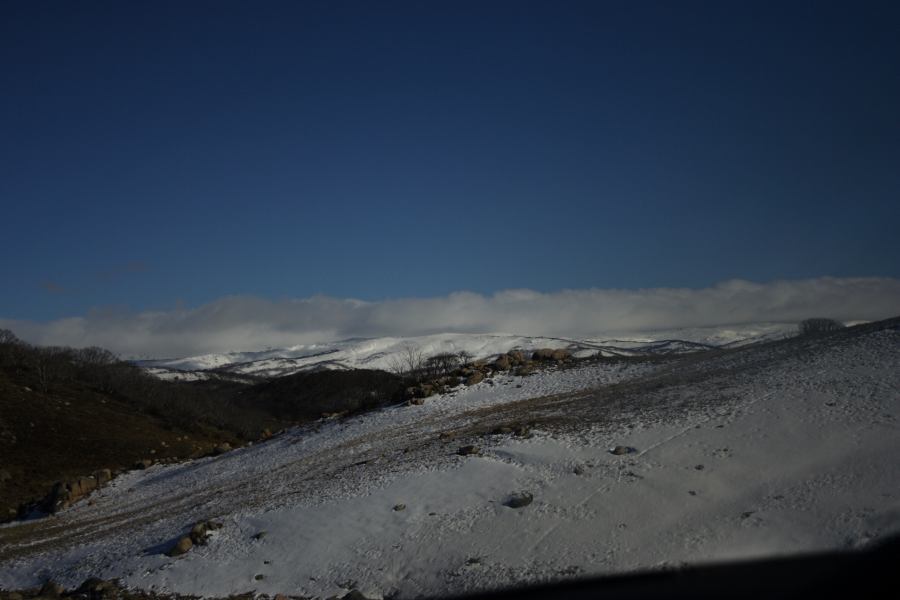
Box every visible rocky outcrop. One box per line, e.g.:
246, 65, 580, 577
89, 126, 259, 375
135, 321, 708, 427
40, 469, 114, 513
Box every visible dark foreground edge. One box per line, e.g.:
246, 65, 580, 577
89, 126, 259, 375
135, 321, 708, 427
449, 535, 900, 600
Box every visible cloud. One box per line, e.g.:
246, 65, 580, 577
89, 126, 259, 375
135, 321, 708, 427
3, 277, 899, 358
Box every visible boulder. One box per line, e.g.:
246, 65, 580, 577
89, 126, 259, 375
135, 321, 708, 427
492, 355, 511, 370
93, 469, 112, 486
504, 492, 533, 508
189, 520, 222, 545
550, 349, 571, 362
39, 582, 65, 597
532, 348, 556, 361
465, 371, 484, 386
166, 536, 193, 557
457, 445, 480, 456
212, 443, 232, 456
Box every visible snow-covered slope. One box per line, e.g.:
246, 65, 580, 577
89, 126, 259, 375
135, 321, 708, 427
2, 320, 898, 598
136, 324, 800, 379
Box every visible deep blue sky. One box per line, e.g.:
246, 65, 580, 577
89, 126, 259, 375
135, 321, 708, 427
2, 0, 899, 321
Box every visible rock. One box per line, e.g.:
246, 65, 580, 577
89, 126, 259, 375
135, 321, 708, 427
77, 578, 112, 595
393, 504, 406, 511
212, 443, 232, 456
508, 350, 526, 364
76, 476, 97, 495
408, 397, 425, 405
93, 469, 112, 486
532, 348, 556, 361
609, 445, 637, 455
695, 464, 705, 471
494, 426, 514, 435
492, 355, 511, 370
39, 582, 65, 597
252, 530, 267, 541
134, 459, 154, 470
189, 520, 222, 545
514, 425, 530, 437
254, 574, 265, 581
465, 371, 484, 386
550, 349, 571, 362
457, 445, 480, 456
342, 591, 370, 600
166, 536, 193, 557
274, 595, 289, 600
515, 365, 535, 376
504, 492, 533, 508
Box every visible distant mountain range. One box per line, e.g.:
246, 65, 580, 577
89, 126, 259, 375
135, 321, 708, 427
135, 322, 800, 381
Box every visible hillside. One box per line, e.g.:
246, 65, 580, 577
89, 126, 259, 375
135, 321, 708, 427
1, 318, 897, 597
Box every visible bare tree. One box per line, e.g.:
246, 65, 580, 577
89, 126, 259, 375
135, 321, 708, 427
388, 344, 426, 379
798, 318, 845, 336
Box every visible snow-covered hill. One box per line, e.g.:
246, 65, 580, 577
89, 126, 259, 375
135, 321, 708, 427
2, 319, 897, 598
137, 323, 799, 380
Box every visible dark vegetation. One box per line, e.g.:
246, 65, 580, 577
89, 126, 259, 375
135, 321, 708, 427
235, 369, 406, 421
798, 318, 845, 335
0, 330, 409, 521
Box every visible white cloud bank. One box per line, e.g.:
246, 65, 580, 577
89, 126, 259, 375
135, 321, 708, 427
2, 277, 899, 358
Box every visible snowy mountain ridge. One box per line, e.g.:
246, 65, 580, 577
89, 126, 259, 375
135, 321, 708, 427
137, 323, 800, 380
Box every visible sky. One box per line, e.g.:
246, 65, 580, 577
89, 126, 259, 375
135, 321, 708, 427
2, 1, 899, 353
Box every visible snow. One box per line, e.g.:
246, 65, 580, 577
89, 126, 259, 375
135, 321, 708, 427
2, 324, 898, 598
135, 325, 801, 379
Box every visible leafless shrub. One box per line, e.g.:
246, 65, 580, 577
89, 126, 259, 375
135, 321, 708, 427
798, 318, 845, 336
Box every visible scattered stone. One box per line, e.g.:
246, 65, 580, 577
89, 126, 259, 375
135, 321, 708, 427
254, 574, 265, 581
741, 511, 756, 520
504, 492, 533, 508
573, 465, 586, 475
610, 445, 637, 455
695, 464, 705, 471
465, 556, 482, 565
688, 490, 697, 496
408, 397, 425, 406
252, 530, 267, 541
166, 536, 193, 557
393, 504, 406, 511
457, 445, 480, 456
